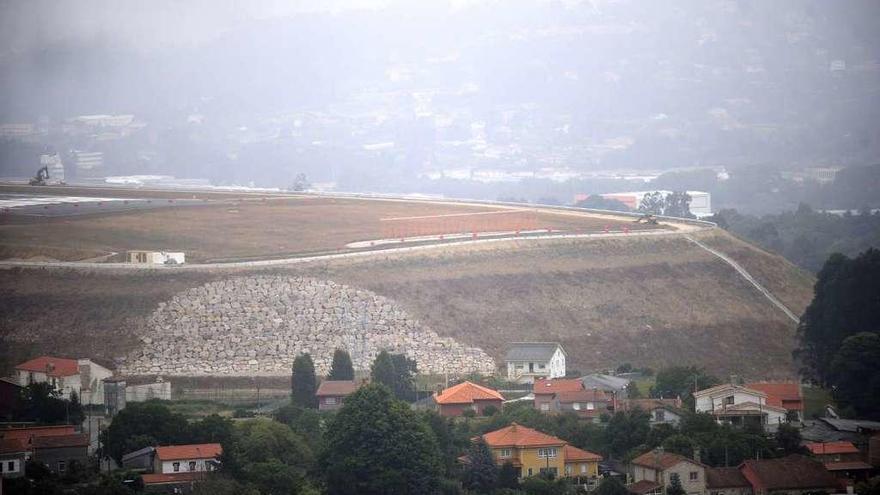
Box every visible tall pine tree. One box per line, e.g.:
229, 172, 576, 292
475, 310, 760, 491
370, 350, 417, 402
462, 439, 498, 493
291, 353, 318, 409
328, 348, 355, 381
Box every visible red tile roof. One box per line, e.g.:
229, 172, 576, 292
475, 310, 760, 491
632, 450, 702, 470
563, 444, 602, 462
0, 425, 77, 446
806, 441, 860, 455
745, 382, 803, 411
32, 433, 89, 449
556, 389, 609, 403
628, 480, 662, 495
155, 443, 222, 461
706, 467, 751, 488
142, 472, 208, 485
481, 423, 566, 448
823, 461, 873, 471
0, 439, 26, 455
742, 455, 839, 490
316, 380, 358, 397
15, 356, 80, 377
435, 381, 504, 405
533, 378, 584, 395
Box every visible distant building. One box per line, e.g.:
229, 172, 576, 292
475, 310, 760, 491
69, 150, 104, 177
0, 123, 36, 139
619, 398, 685, 427
14, 356, 113, 406
315, 380, 359, 411
434, 381, 504, 417
505, 342, 566, 384
32, 434, 90, 475
744, 382, 803, 421
630, 449, 707, 495
104, 376, 173, 416
706, 467, 752, 495
739, 455, 840, 495
127, 251, 186, 265
533, 378, 583, 412
552, 389, 613, 422
595, 190, 712, 218
0, 439, 26, 479
805, 441, 873, 483
693, 383, 787, 432
133, 443, 222, 489
580, 373, 631, 397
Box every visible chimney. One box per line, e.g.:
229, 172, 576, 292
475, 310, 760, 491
693, 447, 701, 464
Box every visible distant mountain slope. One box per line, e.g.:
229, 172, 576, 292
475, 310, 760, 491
0, 229, 812, 379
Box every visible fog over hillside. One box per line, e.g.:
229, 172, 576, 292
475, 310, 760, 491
1, 0, 880, 203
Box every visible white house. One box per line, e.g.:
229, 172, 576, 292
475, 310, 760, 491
153, 444, 222, 475
14, 356, 113, 406
693, 384, 787, 432
631, 449, 708, 495
505, 342, 566, 384
127, 250, 185, 265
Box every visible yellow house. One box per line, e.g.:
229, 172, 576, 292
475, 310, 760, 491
477, 423, 602, 480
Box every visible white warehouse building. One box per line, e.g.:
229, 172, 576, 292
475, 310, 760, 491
599, 190, 712, 218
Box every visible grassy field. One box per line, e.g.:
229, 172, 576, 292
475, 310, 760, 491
0, 228, 812, 380
0, 194, 658, 262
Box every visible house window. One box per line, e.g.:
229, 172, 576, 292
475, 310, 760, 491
540, 403, 550, 411
573, 403, 581, 411
538, 364, 546, 369
724, 396, 734, 406
586, 402, 595, 410
565, 464, 572, 475
189, 461, 197, 471
515, 364, 524, 370
538, 447, 558, 458
656, 410, 666, 421
173, 462, 180, 472
689, 471, 699, 481
58, 460, 66, 473
325, 397, 337, 405
28, 372, 34, 384
528, 468, 533, 476
500, 448, 512, 458
580, 464, 588, 474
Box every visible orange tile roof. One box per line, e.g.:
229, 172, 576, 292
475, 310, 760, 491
15, 356, 79, 377
806, 442, 860, 455
155, 443, 222, 461
823, 461, 873, 471
556, 389, 609, 403
32, 433, 89, 449
563, 444, 602, 462
0, 439, 26, 454
435, 381, 504, 405
142, 472, 208, 485
632, 450, 703, 470
0, 425, 77, 446
533, 378, 584, 395
746, 383, 803, 410
481, 423, 566, 448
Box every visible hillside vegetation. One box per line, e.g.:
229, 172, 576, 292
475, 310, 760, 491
0, 228, 813, 379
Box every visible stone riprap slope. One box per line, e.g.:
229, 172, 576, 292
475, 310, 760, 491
120, 276, 495, 376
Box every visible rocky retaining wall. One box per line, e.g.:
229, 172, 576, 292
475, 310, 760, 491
120, 276, 495, 376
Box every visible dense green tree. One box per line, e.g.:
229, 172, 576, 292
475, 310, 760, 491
829, 332, 880, 419
328, 348, 355, 381
625, 381, 642, 399
274, 404, 324, 452
15, 382, 82, 425
594, 477, 630, 495
99, 400, 189, 463
370, 351, 418, 402
190, 414, 235, 445
775, 423, 806, 455
224, 418, 315, 494
667, 473, 686, 495
421, 411, 470, 477
638, 191, 666, 215
646, 423, 677, 448
498, 461, 520, 490
521, 476, 573, 495
606, 409, 651, 458
662, 434, 694, 457
322, 384, 442, 495
664, 192, 694, 219
651, 367, 720, 406
796, 249, 880, 384
462, 439, 498, 493
291, 353, 318, 409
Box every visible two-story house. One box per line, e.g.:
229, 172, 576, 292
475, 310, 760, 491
533, 378, 584, 412
434, 381, 504, 417
315, 380, 359, 411
739, 455, 840, 495
630, 449, 707, 495
745, 383, 804, 422
14, 356, 112, 406
693, 384, 787, 432
805, 441, 873, 482
137, 443, 222, 487
475, 423, 602, 481
553, 389, 613, 422
505, 343, 566, 384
